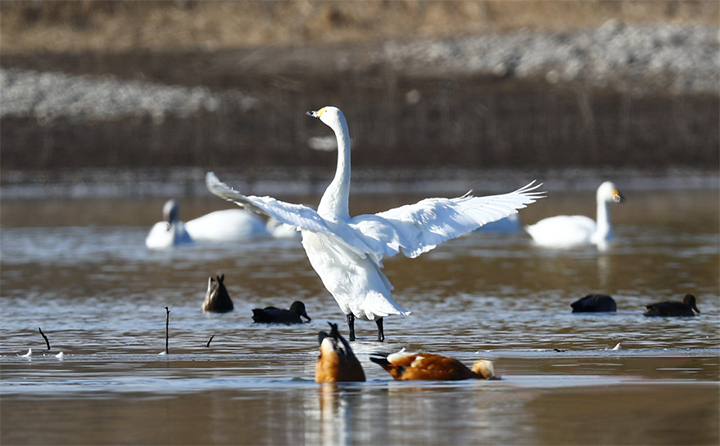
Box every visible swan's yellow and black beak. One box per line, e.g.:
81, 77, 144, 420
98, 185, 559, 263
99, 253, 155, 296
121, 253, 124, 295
306, 108, 326, 118
612, 189, 626, 203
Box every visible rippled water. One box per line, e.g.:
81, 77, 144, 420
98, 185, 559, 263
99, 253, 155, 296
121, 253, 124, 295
1, 190, 719, 445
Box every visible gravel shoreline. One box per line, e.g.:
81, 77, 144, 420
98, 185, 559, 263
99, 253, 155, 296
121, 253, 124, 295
1, 23, 717, 123
380, 22, 719, 95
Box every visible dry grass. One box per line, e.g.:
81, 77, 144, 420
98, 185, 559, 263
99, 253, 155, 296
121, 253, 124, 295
2, 1, 717, 54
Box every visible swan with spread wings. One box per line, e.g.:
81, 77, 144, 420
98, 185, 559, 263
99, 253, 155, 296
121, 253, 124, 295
206, 106, 543, 341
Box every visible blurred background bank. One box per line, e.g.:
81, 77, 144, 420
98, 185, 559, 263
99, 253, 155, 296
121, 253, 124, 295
1, 0, 718, 198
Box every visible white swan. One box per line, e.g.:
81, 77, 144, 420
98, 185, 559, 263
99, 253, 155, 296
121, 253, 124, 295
185, 209, 269, 241
145, 199, 269, 249
145, 199, 193, 249
206, 106, 543, 341
525, 181, 625, 248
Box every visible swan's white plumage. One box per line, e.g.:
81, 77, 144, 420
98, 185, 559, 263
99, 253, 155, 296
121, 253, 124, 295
206, 106, 543, 325
145, 200, 269, 249
185, 209, 269, 241
266, 216, 301, 239
525, 181, 624, 248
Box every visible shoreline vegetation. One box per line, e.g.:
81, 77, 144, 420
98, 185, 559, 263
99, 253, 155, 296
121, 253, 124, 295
1, 1, 718, 177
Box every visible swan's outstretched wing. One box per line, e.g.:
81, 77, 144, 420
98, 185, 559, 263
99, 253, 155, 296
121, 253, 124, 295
352, 182, 544, 258
206, 172, 332, 234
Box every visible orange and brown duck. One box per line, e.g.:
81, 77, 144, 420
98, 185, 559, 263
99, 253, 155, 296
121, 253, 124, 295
315, 323, 366, 383
370, 351, 497, 381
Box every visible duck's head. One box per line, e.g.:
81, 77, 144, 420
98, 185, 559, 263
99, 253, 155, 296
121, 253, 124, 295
472, 359, 498, 380
162, 199, 180, 229
306, 106, 346, 131
290, 300, 311, 322
597, 181, 625, 204
683, 294, 700, 314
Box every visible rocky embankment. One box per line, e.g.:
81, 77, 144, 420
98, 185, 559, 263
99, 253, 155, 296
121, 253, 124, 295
1, 22, 718, 197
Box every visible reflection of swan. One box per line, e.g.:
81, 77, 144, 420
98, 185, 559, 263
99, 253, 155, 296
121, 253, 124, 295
315, 323, 365, 382
206, 106, 543, 341
644, 294, 700, 317
251, 301, 311, 324
525, 181, 625, 248
145, 199, 269, 249
370, 351, 497, 380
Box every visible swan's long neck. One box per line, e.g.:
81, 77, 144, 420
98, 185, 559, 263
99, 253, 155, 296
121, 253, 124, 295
595, 197, 612, 240
318, 117, 351, 220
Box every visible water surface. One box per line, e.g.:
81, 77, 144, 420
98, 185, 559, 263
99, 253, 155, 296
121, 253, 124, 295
1, 190, 718, 445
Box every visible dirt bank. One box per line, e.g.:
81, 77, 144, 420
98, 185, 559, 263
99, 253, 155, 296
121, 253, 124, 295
1, 2, 718, 175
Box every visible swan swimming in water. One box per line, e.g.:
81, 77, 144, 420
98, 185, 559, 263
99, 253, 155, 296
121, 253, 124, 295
525, 181, 625, 249
206, 106, 543, 341
145, 199, 193, 249
145, 199, 269, 249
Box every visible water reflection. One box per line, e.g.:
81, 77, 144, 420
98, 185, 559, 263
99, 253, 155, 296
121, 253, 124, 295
307, 384, 368, 446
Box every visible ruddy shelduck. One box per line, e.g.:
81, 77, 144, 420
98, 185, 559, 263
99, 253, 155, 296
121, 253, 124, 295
315, 323, 366, 383
370, 351, 498, 381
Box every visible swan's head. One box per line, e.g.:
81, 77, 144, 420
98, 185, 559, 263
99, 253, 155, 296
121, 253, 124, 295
162, 199, 180, 229
597, 181, 625, 204
306, 106, 346, 131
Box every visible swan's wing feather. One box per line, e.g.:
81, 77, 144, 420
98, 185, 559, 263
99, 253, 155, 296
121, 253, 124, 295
362, 181, 544, 258
206, 172, 332, 234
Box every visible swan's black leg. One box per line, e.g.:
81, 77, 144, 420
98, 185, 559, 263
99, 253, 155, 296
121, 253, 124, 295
376, 318, 385, 342
346, 313, 356, 341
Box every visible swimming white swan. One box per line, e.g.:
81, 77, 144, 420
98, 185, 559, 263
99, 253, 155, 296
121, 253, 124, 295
206, 106, 543, 341
145, 199, 193, 249
145, 199, 269, 249
185, 209, 269, 241
525, 181, 625, 248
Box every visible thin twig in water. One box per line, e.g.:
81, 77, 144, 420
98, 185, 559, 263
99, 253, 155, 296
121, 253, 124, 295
206, 335, 215, 348
164, 306, 170, 355
38, 327, 51, 350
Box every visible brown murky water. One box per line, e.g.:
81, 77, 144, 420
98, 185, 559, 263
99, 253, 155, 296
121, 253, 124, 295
1, 188, 718, 445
